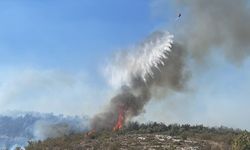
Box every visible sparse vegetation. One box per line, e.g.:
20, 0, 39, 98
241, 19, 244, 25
232, 131, 250, 150
25, 122, 248, 150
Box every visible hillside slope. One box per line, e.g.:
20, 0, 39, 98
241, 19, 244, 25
0, 112, 88, 149
25, 122, 250, 150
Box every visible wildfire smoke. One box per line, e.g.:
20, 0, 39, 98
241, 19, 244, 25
91, 0, 250, 131
91, 32, 188, 131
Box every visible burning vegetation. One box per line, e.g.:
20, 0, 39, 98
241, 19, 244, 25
90, 32, 187, 131
113, 106, 125, 131
25, 122, 250, 150
89, 0, 250, 133
6, 0, 250, 149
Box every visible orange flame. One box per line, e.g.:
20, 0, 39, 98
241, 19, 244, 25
113, 107, 125, 131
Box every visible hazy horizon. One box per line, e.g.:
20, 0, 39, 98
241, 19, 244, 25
0, 0, 249, 131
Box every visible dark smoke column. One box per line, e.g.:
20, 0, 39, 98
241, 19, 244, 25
91, 0, 250, 131
91, 31, 188, 131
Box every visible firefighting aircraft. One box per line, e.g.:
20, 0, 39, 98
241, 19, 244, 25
178, 13, 181, 18
175, 13, 182, 21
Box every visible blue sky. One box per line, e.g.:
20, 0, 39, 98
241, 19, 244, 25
0, 0, 169, 114
0, 0, 163, 71
0, 0, 249, 130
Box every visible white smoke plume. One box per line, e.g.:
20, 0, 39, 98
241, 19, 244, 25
92, 0, 250, 130
91, 31, 188, 130
0, 112, 89, 149
105, 32, 173, 88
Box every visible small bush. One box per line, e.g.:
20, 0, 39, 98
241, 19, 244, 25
232, 132, 250, 150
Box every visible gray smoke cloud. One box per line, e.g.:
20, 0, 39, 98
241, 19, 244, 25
91, 32, 188, 130
91, 0, 250, 130
33, 116, 88, 140
0, 112, 89, 149
175, 0, 250, 63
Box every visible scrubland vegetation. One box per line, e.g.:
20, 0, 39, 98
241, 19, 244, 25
24, 122, 250, 150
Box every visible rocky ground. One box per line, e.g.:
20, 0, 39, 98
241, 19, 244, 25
25, 122, 249, 150
25, 132, 230, 150
79, 133, 225, 150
